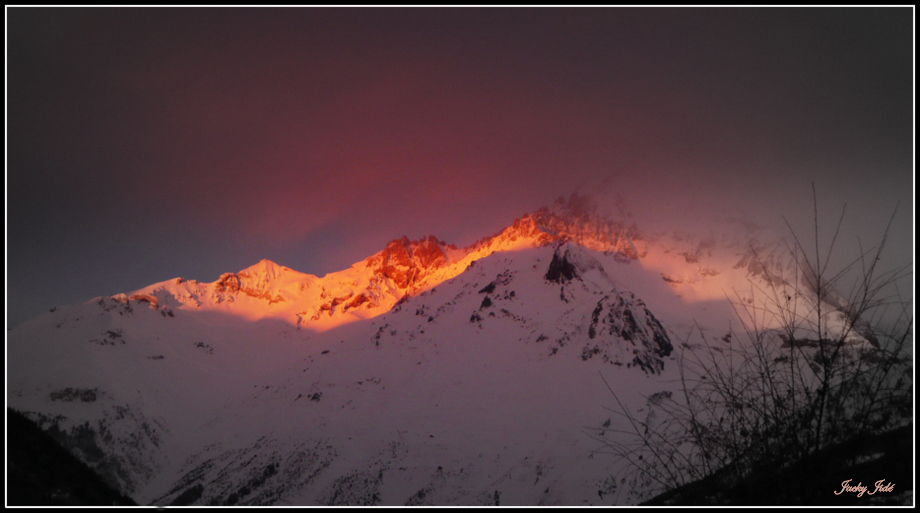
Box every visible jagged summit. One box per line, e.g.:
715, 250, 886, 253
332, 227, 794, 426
468, 193, 642, 260
101, 194, 707, 333
93, 193, 807, 335
545, 240, 609, 284
364, 235, 454, 290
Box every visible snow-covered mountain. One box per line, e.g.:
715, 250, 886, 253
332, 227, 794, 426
7, 195, 873, 505
91, 195, 648, 334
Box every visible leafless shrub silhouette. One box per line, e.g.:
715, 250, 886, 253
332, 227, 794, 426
595, 186, 912, 503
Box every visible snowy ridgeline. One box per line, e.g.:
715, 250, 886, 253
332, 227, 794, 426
8, 201, 879, 505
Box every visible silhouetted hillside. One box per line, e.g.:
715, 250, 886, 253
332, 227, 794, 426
641, 424, 913, 506
6, 408, 136, 506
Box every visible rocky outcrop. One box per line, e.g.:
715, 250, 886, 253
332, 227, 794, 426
215, 273, 241, 294
545, 248, 579, 283
544, 241, 608, 284
370, 235, 449, 290
469, 193, 642, 260
128, 294, 159, 308
581, 292, 673, 375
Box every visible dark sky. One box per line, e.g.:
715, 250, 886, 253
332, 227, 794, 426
7, 7, 914, 327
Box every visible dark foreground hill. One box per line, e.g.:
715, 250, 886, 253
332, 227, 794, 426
7, 408, 136, 506
641, 423, 913, 506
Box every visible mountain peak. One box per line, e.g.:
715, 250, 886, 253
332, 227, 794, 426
209, 259, 308, 305
238, 259, 286, 277
467, 193, 642, 260
372, 235, 451, 290
545, 240, 612, 286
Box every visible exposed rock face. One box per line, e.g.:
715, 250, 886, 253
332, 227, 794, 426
412, 236, 448, 271
371, 235, 449, 290
504, 216, 557, 246
545, 249, 579, 283
544, 241, 608, 284
540, 242, 673, 375
215, 273, 241, 294
470, 193, 642, 261
345, 293, 370, 311
128, 294, 159, 308
379, 237, 413, 288
307, 236, 453, 318
578, 292, 674, 375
